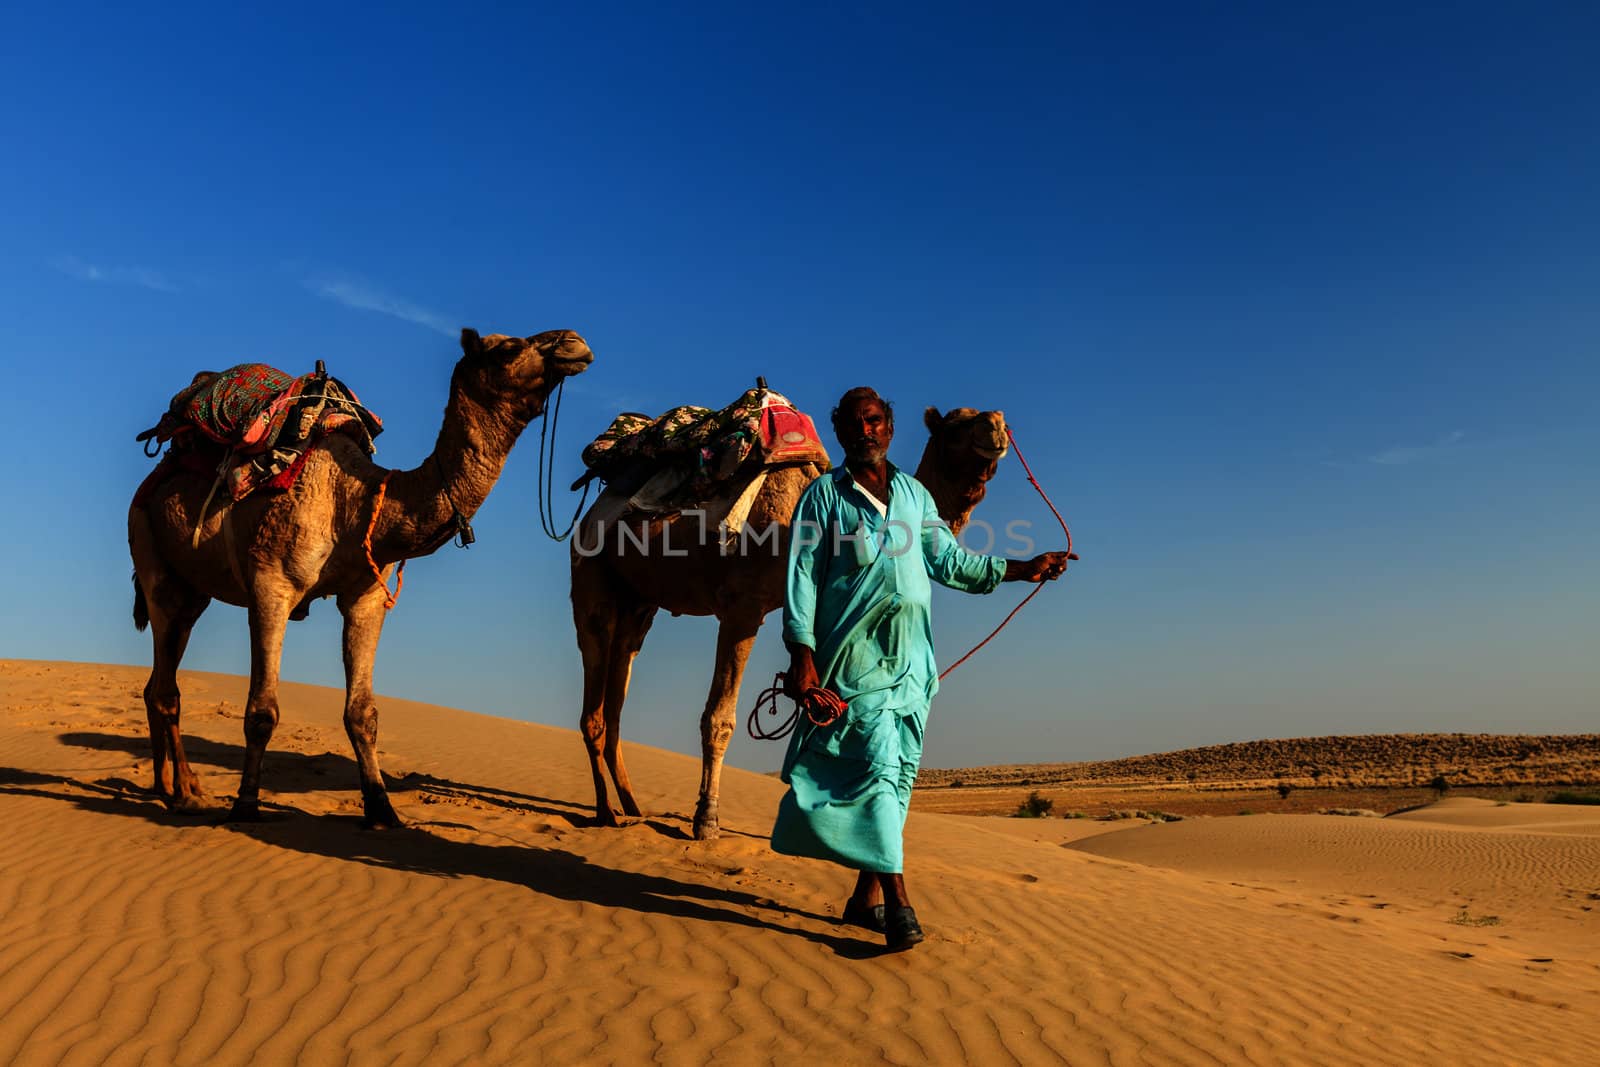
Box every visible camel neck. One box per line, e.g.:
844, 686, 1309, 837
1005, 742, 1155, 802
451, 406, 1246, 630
914, 443, 985, 534
370, 380, 525, 562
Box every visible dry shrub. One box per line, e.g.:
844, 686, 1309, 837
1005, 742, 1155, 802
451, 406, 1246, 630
1013, 791, 1053, 818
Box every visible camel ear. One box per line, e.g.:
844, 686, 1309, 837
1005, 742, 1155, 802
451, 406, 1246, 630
924, 406, 943, 432
460, 328, 482, 357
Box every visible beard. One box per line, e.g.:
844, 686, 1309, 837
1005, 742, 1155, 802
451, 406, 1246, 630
844, 441, 888, 466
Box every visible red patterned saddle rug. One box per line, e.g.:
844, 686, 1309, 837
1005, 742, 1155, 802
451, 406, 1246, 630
135, 362, 383, 506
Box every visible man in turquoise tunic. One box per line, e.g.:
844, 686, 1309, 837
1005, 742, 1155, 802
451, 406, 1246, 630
771, 387, 1070, 951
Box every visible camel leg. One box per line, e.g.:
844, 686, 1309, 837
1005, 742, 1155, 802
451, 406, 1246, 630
693, 614, 761, 841
228, 591, 292, 821
138, 580, 212, 811
338, 582, 401, 829
574, 556, 621, 826
601, 600, 657, 820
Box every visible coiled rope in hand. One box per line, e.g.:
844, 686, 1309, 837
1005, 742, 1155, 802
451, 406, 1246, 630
746, 673, 849, 740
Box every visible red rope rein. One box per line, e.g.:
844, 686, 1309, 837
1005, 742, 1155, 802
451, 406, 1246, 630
939, 426, 1075, 680
745, 424, 1074, 739
1005, 426, 1073, 561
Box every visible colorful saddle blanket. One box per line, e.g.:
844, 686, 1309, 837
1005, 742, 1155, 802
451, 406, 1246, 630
136, 362, 383, 502
579, 387, 830, 506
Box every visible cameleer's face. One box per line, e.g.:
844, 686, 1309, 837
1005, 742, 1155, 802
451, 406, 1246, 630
835, 398, 893, 466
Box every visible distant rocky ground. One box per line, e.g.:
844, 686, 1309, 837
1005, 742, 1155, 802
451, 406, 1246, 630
919, 733, 1600, 791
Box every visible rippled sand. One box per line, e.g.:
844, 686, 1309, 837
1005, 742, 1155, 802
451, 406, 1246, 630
3, 660, 1596, 1064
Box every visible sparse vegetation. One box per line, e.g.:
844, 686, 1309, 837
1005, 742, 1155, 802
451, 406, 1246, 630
916, 734, 1600, 793
1276, 781, 1295, 800
1449, 909, 1501, 927
1013, 791, 1054, 818
1097, 809, 1182, 823
910, 732, 1600, 819
1547, 791, 1600, 806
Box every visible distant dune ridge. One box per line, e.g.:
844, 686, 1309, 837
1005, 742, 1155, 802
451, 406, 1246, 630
3, 660, 1598, 1064
919, 733, 1600, 790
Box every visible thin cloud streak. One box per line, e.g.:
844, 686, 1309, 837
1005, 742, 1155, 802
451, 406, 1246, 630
307, 276, 457, 336
560, 378, 653, 415
1368, 430, 1466, 466
52, 254, 176, 292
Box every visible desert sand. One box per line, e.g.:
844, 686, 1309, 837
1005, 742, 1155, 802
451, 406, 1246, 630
2, 659, 1596, 1065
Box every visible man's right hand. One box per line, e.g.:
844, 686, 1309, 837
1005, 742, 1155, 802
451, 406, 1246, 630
1004, 551, 1073, 583
785, 643, 820, 700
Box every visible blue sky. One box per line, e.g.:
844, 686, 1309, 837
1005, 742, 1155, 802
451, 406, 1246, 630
1, 2, 1595, 773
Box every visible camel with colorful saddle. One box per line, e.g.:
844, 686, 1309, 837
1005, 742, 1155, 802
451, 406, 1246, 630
567, 387, 1009, 839
129, 328, 593, 826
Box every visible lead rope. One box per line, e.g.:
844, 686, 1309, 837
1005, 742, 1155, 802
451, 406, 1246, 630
939, 425, 1075, 680
746, 672, 850, 741
537, 378, 590, 541
745, 425, 1075, 740
364, 472, 406, 609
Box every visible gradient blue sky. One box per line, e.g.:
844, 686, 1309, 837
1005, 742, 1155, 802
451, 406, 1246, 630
2, 2, 1595, 773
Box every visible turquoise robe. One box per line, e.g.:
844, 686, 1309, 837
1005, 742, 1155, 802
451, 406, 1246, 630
770, 465, 1005, 873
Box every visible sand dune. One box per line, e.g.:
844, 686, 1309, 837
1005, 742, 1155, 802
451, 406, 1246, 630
3, 659, 1597, 1065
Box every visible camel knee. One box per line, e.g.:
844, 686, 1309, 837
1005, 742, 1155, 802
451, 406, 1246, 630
580, 713, 606, 753
700, 717, 734, 753
143, 678, 178, 714
243, 704, 279, 745
343, 699, 378, 745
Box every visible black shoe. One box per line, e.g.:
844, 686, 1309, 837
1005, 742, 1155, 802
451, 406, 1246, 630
885, 906, 925, 951
842, 897, 887, 933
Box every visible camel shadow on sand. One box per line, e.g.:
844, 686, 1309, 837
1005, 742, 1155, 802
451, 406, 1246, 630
57, 729, 774, 843
61, 727, 594, 823
1, 763, 884, 960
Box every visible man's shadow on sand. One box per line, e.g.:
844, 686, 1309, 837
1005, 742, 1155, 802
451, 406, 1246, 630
2, 762, 883, 960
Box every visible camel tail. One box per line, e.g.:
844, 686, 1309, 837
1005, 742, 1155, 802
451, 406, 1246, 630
133, 573, 149, 632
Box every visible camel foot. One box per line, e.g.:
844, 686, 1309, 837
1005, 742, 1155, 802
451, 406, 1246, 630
594, 806, 620, 828
361, 788, 403, 830
619, 797, 643, 818
226, 800, 263, 822
169, 792, 216, 815
693, 799, 720, 841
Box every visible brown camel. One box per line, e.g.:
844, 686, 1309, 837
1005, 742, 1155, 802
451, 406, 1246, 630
570, 404, 1008, 840
129, 328, 593, 827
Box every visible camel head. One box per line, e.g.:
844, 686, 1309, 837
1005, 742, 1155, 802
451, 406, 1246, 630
915, 406, 1008, 533
454, 327, 594, 422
